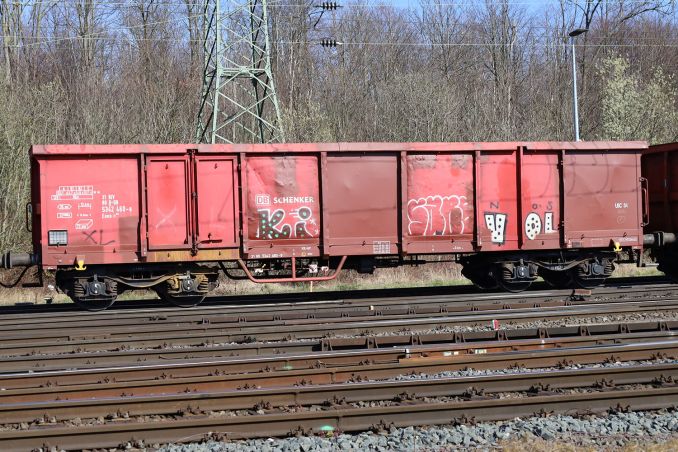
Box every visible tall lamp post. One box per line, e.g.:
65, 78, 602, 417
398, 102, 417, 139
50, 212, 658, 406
569, 28, 588, 141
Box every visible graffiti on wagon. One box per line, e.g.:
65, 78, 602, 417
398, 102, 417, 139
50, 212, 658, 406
407, 194, 471, 236
254, 194, 320, 239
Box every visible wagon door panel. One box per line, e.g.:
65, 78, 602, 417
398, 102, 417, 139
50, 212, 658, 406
325, 154, 399, 255
244, 155, 321, 258
564, 152, 642, 248
195, 156, 238, 249
39, 157, 140, 267
405, 153, 474, 253
477, 152, 519, 251
520, 152, 561, 250
146, 157, 190, 250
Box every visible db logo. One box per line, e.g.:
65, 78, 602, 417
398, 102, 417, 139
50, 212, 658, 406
255, 194, 270, 206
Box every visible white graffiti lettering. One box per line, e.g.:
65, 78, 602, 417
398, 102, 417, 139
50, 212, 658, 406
524, 212, 542, 240
256, 206, 319, 239
524, 211, 557, 240
407, 195, 470, 236
485, 213, 507, 244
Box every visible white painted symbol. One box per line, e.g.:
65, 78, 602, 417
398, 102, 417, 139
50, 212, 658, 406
51, 185, 94, 201
255, 194, 271, 206
545, 212, 555, 233
57, 212, 72, 219
155, 206, 177, 230
57, 204, 72, 211
485, 213, 507, 244
524, 212, 542, 240
373, 241, 391, 254
75, 219, 94, 230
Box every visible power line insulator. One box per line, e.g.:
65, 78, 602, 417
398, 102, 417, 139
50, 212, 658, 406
318, 2, 340, 10
320, 38, 341, 48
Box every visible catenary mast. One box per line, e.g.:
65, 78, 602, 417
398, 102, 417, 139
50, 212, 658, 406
196, 0, 284, 144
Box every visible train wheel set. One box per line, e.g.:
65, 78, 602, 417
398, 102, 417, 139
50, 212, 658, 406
2, 140, 678, 310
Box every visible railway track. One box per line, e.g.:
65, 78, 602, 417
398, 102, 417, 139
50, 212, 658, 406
1, 275, 670, 315
1, 320, 676, 372
0, 281, 677, 450
2, 292, 678, 357
0, 363, 676, 450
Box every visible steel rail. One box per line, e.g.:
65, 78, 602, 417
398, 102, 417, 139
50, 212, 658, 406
0, 385, 676, 451
1, 320, 676, 373
2, 299, 677, 356
0, 275, 669, 317
1, 339, 676, 396
0, 280, 672, 330
0, 362, 675, 424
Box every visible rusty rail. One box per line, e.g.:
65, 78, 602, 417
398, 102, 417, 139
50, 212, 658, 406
2, 299, 678, 357
1, 320, 676, 373
1, 336, 676, 396
0, 385, 676, 451
0, 362, 675, 424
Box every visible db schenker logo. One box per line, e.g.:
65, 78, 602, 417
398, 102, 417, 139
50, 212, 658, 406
255, 194, 270, 206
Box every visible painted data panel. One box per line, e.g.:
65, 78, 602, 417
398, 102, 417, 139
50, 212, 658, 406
406, 153, 474, 253
195, 157, 238, 248
245, 156, 320, 243
564, 152, 642, 248
477, 151, 519, 250
326, 154, 398, 255
40, 157, 140, 254
520, 152, 561, 249
146, 158, 190, 249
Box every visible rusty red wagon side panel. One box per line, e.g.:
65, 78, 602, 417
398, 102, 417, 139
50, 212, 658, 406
30, 141, 646, 271
643, 142, 678, 234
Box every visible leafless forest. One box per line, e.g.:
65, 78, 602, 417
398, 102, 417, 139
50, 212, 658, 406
1, 0, 678, 250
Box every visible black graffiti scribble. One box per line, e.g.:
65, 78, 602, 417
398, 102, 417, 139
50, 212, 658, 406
82, 230, 116, 246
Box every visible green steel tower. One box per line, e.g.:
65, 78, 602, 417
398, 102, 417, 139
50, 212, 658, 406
196, 0, 284, 144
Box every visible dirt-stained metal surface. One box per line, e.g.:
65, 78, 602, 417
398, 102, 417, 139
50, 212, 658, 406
29, 141, 646, 270
1, 331, 676, 393
0, 385, 676, 451
0, 299, 677, 357
0, 362, 675, 424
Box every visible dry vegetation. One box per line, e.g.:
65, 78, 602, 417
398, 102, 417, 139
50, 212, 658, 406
499, 437, 678, 452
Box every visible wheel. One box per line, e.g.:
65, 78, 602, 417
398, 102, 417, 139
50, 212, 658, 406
66, 276, 118, 311
540, 269, 574, 289
156, 289, 206, 308
72, 295, 116, 311
461, 267, 498, 290
571, 260, 613, 289
495, 263, 535, 293
496, 278, 532, 293
571, 272, 607, 289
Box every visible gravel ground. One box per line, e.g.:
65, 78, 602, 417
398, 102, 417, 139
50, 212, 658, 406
159, 410, 678, 451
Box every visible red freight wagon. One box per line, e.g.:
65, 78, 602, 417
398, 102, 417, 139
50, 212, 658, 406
642, 142, 678, 280
2, 141, 647, 309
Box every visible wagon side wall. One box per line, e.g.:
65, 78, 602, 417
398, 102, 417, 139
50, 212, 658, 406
32, 142, 646, 270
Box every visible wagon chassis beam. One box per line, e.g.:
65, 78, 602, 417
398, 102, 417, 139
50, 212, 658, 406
235, 256, 347, 283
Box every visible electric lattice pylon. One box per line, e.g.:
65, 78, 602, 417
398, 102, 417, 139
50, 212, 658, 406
196, 0, 284, 144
